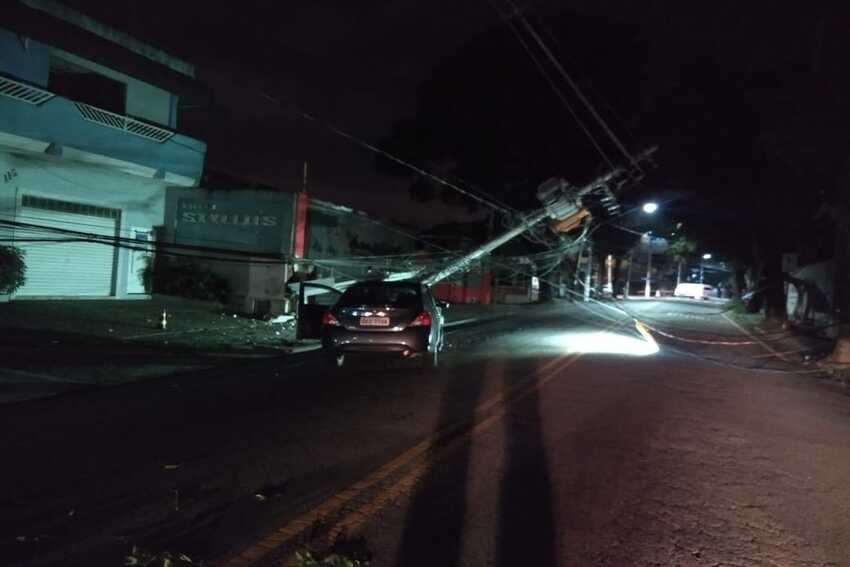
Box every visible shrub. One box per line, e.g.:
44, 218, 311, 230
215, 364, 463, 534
142, 256, 230, 303
0, 245, 26, 294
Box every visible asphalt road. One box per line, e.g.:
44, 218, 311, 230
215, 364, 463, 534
3, 300, 850, 566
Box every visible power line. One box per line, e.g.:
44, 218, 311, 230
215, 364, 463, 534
259, 93, 515, 215
487, 0, 617, 171
9, 212, 819, 371
501, 0, 642, 172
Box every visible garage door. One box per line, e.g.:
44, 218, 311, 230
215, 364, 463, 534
14, 196, 119, 297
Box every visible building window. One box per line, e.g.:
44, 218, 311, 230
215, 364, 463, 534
22, 195, 119, 219
48, 54, 126, 115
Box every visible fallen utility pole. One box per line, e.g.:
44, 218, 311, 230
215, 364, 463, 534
421, 147, 656, 286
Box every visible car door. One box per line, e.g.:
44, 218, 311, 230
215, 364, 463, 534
422, 285, 444, 351
293, 281, 342, 340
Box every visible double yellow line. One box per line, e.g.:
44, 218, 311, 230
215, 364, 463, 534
223, 318, 634, 566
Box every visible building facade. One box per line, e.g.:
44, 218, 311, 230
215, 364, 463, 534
162, 186, 298, 316
0, 0, 206, 300
305, 197, 419, 281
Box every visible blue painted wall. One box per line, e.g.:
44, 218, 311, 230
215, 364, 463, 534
0, 94, 206, 179
169, 94, 179, 129
0, 28, 49, 86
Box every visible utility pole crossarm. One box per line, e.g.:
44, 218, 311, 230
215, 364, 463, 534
419, 147, 657, 287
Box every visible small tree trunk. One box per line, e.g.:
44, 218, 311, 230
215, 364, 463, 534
613, 256, 623, 296
676, 259, 682, 285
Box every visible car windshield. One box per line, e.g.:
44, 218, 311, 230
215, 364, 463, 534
338, 282, 421, 308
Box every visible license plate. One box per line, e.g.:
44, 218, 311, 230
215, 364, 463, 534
360, 316, 390, 327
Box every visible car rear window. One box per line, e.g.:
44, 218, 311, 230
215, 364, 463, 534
338, 282, 421, 308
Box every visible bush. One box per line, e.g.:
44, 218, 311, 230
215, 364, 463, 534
0, 245, 26, 294
142, 256, 230, 303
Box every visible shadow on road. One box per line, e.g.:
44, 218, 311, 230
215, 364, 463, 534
394, 356, 558, 567
497, 382, 557, 567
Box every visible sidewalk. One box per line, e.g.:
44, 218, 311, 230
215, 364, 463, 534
0, 296, 296, 403
723, 310, 837, 376
0, 297, 527, 403
0, 295, 296, 353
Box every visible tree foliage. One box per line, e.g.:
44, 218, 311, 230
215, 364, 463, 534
665, 235, 697, 260
142, 256, 230, 303
0, 245, 26, 294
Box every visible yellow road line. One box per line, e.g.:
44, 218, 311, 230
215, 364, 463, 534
315, 352, 587, 552
222, 356, 568, 567
224, 316, 632, 566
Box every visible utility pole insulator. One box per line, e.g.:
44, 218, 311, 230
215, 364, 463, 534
422, 149, 657, 286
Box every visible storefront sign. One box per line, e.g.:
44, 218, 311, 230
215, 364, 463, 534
175, 193, 294, 254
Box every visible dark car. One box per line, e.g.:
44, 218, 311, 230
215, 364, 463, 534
321, 280, 446, 368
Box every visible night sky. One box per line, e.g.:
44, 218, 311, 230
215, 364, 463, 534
65, 1, 850, 262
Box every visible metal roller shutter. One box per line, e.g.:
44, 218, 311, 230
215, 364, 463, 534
14, 196, 119, 297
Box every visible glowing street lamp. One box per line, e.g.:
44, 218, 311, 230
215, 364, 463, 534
625, 202, 658, 298
642, 202, 659, 214
700, 253, 712, 283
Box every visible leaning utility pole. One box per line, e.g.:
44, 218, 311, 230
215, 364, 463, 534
584, 241, 593, 302
421, 148, 657, 287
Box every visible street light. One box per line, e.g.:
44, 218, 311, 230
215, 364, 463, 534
641, 231, 658, 298
642, 202, 658, 214
625, 202, 658, 299
700, 253, 712, 283
702, 253, 712, 260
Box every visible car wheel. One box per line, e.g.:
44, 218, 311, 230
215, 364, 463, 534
324, 353, 345, 369
417, 349, 438, 370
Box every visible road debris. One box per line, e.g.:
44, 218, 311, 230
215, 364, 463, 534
125, 546, 194, 566
270, 314, 295, 325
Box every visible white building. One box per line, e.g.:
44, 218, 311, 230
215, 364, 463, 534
0, 0, 207, 299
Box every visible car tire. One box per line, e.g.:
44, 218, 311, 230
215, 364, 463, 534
324, 353, 345, 369
417, 348, 439, 370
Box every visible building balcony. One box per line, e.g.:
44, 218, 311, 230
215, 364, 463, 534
0, 75, 205, 185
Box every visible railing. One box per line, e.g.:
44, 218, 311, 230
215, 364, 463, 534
0, 75, 175, 144
0, 76, 55, 105
74, 102, 174, 143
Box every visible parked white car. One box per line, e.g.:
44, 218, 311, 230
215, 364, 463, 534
674, 283, 717, 300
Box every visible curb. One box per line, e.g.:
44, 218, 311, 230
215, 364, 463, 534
444, 317, 479, 328
722, 313, 792, 363
723, 313, 845, 379
815, 362, 850, 383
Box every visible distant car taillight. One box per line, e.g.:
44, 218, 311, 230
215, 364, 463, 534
322, 311, 340, 326
408, 311, 432, 327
